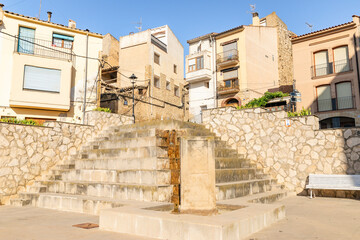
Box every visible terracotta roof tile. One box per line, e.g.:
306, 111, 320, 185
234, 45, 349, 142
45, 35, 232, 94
215, 25, 244, 37
291, 21, 355, 40
187, 32, 217, 43
4, 11, 102, 36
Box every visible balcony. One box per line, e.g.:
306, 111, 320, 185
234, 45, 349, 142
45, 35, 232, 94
186, 68, 212, 83
151, 35, 167, 53
216, 49, 239, 68
14, 35, 75, 61
311, 58, 353, 78
186, 50, 212, 83
217, 79, 239, 95
317, 96, 355, 112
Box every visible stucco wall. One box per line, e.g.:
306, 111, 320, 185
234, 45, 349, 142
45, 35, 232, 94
0, 111, 132, 203
203, 107, 360, 193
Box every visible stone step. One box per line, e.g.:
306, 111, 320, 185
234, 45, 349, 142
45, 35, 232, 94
13, 192, 125, 215
215, 148, 238, 158
82, 136, 159, 152
246, 189, 292, 204
59, 169, 171, 185
79, 146, 168, 160
215, 157, 255, 169
109, 119, 207, 132
34, 180, 172, 202
215, 168, 257, 183
98, 129, 157, 141
216, 179, 278, 200
75, 156, 168, 171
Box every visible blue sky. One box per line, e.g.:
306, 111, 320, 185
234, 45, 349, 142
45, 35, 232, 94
2, 0, 360, 55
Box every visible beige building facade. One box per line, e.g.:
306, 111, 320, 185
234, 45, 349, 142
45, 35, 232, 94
0, 4, 103, 123
101, 25, 188, 122
185, 12, 294, 110
292, 15, 360, 128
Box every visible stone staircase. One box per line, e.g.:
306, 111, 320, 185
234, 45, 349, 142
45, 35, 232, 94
10, 120, 285, 215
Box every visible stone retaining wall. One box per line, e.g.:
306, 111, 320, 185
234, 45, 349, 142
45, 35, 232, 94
203, 107, 360, 193
0, 111, 132, 203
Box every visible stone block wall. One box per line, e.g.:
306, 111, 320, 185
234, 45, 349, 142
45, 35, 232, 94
0, 111, 132, 203
203, 107, 360, 193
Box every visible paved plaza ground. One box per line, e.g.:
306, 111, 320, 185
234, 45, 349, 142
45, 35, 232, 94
0, 196, 359, 240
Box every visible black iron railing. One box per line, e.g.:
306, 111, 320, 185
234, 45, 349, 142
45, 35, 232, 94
14, 35, 75, 61
317, 96, 355, 112
216, 49, 238, 64
217, 79, 239, 95
311, 58, 353, 78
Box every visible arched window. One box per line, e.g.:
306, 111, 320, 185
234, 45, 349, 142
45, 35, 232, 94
320, 117, 355, 129
225, 98, 239, 107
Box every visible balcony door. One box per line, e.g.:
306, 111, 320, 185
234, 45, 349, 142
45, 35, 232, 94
314, 51, 330, 76
18, 27, 35, 54
336, 82, 353, 109
223, 42, 237, 60
317, 85, 332, 112
333, 46, 350, 73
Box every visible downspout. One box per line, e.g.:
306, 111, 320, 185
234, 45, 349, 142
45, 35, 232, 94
353, 34, 360, 97
211, 35, 218, 108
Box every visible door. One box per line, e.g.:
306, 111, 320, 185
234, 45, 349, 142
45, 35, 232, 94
18, 27, 35, 54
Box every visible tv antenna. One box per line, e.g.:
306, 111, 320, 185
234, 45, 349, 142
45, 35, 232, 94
250, 4, 256, 13
38, 0, 42, 19
305, 22, 314, 32
134, 17, 143, 32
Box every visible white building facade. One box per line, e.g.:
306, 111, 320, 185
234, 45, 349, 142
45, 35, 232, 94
0, 4, 103, 123
186, 33, 217, 123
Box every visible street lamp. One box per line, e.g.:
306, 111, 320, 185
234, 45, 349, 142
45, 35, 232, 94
129, 74, 137, 123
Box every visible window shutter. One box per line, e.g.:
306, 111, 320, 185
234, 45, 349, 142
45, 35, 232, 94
334, 46, 349, 72
317, 85, 332, 111
314, 51, 328, 66
189, 59, 196, 66
336, 82, 353, 109
223, 42, 237, 52
18, 27, 35, 54
223, 69, 238, 80
23, 66, 61, 92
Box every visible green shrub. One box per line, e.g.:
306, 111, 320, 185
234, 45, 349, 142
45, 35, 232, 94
287, 107, 312, 117
0, 118, 40, 126
93, 107, 112, 113
236, 91, 289, 109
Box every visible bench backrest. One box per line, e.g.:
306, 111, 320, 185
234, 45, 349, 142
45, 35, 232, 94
308, 174, 360, 187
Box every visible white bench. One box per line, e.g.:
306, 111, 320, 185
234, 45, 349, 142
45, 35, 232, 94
306, 174, 360, 198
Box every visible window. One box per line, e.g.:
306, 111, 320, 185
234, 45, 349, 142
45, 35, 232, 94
138, 89, 144, 95
189, 58, 196, 71
316, 85, 332, 112
314, 51, 331, 76
197, 44, 202, 52
23, 66, 61, 92
223, 42, 237, 60
333, 46, 350, 73
18, 27, 35, 54
223, 69, 238, 80
188, 56, 204, 72
154, 53, 160, 65
205, 82, 209, 88
52, 33, 74, 49
174, 85, 180, 97
166, 80, 171, 90
222, 68, 239, 89
225, 98, 240, 107
174, 64, 177, 74
196, 56, 204, 70
336, 82, 353, 109
154, 76, 160, 88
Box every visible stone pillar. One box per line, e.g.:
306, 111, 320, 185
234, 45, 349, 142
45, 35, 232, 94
180, 136, 216, 214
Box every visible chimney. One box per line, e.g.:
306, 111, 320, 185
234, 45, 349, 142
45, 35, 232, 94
47, 11, 52, 22
68, 19, 76, 29
353, 15, 360, 25
252, 12, 260, 26
0, 3, 4, 24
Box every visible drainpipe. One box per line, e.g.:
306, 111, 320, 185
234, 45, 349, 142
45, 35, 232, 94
354, 34, 360, 98
210, 35, 218, 108
82, 30, 89, 124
